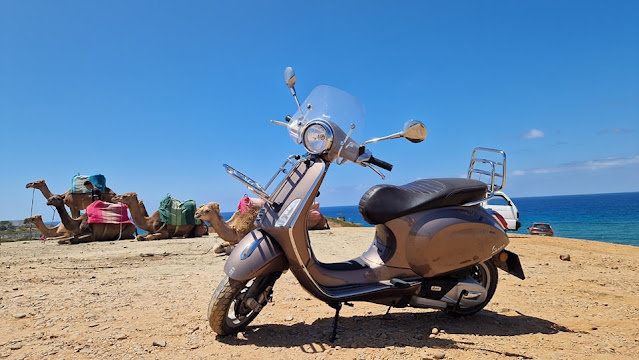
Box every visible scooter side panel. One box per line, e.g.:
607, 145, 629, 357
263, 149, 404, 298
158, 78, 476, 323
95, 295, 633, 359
402, 206, 509, 277
224, 230, 289, 281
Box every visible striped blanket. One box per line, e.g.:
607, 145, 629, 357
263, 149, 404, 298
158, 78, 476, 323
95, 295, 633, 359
86, 201, 133, 224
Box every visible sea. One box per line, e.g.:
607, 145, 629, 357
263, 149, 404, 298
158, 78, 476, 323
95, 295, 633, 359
229, 192, 638, 247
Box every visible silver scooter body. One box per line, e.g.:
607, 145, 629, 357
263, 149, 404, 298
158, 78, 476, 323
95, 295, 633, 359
210, 68, 525, 337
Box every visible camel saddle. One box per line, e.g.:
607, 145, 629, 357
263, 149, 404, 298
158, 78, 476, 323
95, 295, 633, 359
159, 196, 201, 226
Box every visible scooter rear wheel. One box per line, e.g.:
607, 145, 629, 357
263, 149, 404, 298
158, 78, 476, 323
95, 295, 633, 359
448, 260, 498, 315
207, 274, 279, 336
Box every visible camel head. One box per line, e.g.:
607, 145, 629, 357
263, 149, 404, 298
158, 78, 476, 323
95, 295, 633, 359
111, 192, 138, 205
26, 179, 46, 189
46, 194, 65, 207
24, 215, 43, 224
195, 202, 221, 221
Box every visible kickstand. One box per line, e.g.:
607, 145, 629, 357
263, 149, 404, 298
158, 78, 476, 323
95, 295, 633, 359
385, 305, 392, 316
330, 302, 342, 342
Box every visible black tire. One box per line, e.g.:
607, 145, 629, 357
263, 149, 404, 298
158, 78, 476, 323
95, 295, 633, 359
448, 260, 498, 315
207, 273, 279, 336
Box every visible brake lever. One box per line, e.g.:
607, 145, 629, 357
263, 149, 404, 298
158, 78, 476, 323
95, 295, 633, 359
363, 162, 385, 180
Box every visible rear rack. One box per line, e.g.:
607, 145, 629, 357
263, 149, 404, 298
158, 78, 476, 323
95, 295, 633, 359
464, 147, 507, 206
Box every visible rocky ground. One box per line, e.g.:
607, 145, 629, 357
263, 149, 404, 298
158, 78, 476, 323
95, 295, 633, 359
1, 228, 638, 359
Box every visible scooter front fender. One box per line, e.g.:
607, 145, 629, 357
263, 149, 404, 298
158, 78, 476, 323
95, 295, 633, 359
224, 230, 289, 281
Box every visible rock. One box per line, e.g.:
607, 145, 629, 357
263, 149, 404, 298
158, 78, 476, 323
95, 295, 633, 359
285, 315, 294, 321
431, 327, 439, 335
115, 333, 127, 340
140, 253, 154, 257
421, 354, 434, 360
560, 254, 571, 261
153, 340, 167, 347
433, 351, 446, 359
88, 323, 99, 327
13, 313, 27, 319
0, 353, 11, 358
9, 343, 22, 350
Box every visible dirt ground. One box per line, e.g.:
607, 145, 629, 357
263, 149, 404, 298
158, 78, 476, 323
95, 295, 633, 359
1, 228, 638, 359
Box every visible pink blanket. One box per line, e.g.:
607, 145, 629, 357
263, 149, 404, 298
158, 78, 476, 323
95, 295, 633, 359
86, 201, 133, 224
238, 196, 265, 214
308, 202, 323, 222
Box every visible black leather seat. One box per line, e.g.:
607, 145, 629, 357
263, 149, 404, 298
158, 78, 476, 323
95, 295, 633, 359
358, 178, 488, 225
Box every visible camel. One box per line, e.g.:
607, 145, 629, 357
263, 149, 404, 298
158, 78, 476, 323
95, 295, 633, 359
195, 202, 261, 254
26, 179, 116, 218
111, 192, 208, 241
46, 195, 136, 244
194, 200, 328, 254
23, 215, 74, 240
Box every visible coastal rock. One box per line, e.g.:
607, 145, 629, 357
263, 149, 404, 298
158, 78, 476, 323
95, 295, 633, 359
433, 351, 446, 359
13, 313, 27, 319
560, 254, 571, 261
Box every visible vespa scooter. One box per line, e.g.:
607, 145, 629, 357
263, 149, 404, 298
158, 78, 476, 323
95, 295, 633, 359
208, 68, 525, 340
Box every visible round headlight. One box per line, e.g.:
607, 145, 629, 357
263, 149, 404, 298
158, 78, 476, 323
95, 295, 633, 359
302, 122, 333, 154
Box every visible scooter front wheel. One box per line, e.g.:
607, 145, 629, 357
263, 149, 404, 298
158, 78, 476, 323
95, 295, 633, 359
207, 273, 280, 336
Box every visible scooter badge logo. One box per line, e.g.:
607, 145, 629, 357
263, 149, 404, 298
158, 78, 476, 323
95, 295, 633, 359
491, 244, 505, 255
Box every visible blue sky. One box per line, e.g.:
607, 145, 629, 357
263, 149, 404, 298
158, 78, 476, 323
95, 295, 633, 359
1, 1, 638, 220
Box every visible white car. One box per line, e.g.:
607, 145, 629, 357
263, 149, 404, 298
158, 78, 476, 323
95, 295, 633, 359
481, 191, 521, 231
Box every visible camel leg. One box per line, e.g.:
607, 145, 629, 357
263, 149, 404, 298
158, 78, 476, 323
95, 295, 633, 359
193, 223, 208, 237
54, 236, 74, 245
137, 229, 169, 241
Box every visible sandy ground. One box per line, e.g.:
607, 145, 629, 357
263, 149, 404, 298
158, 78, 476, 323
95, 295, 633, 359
1, 228, 638, 360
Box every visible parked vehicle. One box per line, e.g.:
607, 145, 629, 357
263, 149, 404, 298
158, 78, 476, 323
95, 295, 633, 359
528, 223, 554, 236
481, 191, 521, 231
207, 68, 525, 340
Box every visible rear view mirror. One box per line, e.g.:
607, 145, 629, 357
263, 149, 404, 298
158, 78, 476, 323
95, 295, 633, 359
284, 67, 296, 88
402, 120, 427, 143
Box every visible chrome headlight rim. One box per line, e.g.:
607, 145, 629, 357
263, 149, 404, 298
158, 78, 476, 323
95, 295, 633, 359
301, 120, 334, 155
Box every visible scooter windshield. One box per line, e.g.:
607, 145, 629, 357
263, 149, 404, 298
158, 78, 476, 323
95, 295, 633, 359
288, 85, 366, 145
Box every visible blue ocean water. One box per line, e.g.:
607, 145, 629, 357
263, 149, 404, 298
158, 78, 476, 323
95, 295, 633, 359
314, 192, 639, 247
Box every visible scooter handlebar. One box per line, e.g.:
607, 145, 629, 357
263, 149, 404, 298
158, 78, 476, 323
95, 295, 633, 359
368, 156, 393, 171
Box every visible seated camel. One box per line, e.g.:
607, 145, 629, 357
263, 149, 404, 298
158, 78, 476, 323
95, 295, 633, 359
26, 179, 116, 218
195, 201, 262, 254
195, 198, 329, 254
111, 192, 208, 241
23, 215, 74, 241
47, 195, 136, 244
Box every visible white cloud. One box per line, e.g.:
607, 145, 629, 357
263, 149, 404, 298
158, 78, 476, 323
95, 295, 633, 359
523, 129, 545, 139
511, 155, 639, 176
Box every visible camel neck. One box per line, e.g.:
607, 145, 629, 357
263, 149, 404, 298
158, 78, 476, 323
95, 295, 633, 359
53, 203, 79, 232
126, 200, 153, 231
36, 184, 55, 199
29, 218, 57, 237
206, 210, 238, 243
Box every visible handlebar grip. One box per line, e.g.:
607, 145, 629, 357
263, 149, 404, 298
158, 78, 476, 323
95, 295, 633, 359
369, 156, 393, 171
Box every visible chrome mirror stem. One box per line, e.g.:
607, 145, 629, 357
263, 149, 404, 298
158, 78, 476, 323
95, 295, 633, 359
361, 131, 403, 146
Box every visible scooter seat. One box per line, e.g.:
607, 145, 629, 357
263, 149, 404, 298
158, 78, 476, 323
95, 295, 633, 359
358, 178, 488, 225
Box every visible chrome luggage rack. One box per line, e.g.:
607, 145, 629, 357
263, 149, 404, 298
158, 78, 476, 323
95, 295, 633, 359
463, 147, 507, 206
223, 154, 302, 205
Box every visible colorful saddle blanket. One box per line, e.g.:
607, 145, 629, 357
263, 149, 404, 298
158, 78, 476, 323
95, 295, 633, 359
71, 174, 107, 193
86, 201, 132, 224
159, 196, 201, 226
